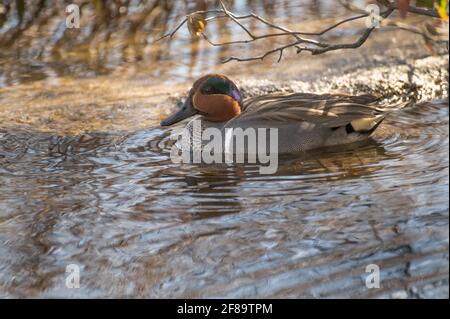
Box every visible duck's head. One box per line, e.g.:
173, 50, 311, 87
161, 74, 243, 126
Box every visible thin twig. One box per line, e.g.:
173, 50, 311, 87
155, 0, 446, 63
153, 9, 225, 43
222, 41, 302, 63
153, 17, 187, 43
156, 2, 370, 46
218, 0, 313, 45
224, 9, 395, 62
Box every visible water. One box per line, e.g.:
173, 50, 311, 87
0, 99, 447, 298
0, 0, 448, 298
0, 0, 407, 86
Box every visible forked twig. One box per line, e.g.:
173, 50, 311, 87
155, 0, 447, 63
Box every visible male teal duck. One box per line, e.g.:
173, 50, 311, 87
161, 74, 400, 153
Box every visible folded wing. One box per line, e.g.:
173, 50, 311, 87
232, 93, 398, 130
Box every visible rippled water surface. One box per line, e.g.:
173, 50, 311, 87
0, 0, 448, 298
0, 99, 448, 298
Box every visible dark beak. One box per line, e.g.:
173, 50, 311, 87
160, 97, 198, 126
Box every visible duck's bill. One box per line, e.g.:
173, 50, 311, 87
160, 98, 198, 126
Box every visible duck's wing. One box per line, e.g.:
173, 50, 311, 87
232, 93, 398, 130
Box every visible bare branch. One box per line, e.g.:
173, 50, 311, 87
294, 13, 369, 36
223, 9, 395, 62
219, 1, 255, 40
223, 41, 301, 63
200, 28, 328, 48
306, 9, 395, 55
218, 1, 305, 43
228, 10, 302, 41
156, 2, 371, 46
155, 0, 446, 63
153, 18, 187, 43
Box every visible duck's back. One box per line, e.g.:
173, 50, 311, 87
223, 92, 398, 153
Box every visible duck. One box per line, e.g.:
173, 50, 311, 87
160, 74, 402, 153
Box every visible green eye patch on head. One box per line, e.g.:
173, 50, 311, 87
200, 77, 243, 107
200, 77, 230, 95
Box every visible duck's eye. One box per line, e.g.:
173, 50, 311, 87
202, 86, 214, 94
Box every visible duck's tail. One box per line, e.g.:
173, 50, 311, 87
347, 99, 410, 135
348, 114, 386, 135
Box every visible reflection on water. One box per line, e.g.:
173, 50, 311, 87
0, 0, 374, 87
0, 100, 448, 297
